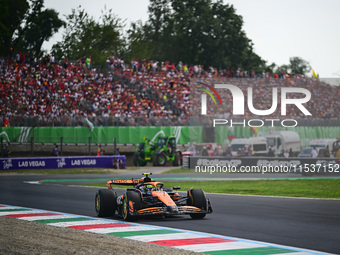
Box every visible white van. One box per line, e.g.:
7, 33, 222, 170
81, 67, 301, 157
264, 131, 301, 156
309, 139, 335, 157
309, 139, 335, 151
230, 137, 267, 156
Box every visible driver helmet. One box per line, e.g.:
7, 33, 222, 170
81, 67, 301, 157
144, 184, 155, 195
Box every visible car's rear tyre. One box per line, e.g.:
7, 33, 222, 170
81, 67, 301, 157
187, 189, 207, 219
95, 189, 117, 217
153, 152, 167, 166
123, 191, 141, 221
173, 151, 181, 166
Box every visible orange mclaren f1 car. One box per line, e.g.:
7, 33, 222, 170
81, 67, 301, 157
95, 173, 213, 220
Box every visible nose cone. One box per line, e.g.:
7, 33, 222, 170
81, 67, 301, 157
167, 205, 178, 214
152, 191, 177, 207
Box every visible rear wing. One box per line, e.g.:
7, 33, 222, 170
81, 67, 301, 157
106, 173, 153, 189
106, 179, 142, 189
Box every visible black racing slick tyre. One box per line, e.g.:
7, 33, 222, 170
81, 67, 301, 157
153, 152, 167, 166
95, 189, 117, 217
173, 151, 181, 166
187, 189, 207, 219
122, 191, 142, 221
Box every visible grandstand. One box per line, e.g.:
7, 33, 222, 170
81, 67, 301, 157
1, 55, 339, 128
0, 55, 339, 159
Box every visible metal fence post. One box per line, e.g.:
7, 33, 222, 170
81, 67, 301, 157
113, 137, 117, 155
60, 137, 63, 156
89, 137, 91, 155
1, 137, 3, 157
30, 137, 34, 156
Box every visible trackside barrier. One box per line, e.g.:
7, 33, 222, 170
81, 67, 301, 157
183, 156, 190, 169
0, 155, 126, 171
186, 156, 339, 173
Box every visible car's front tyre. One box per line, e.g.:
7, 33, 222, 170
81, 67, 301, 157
122, 191, 142, 221
95, 189, 117, 217
187, 188, 207, 219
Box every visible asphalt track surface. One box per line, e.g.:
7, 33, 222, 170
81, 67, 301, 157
1, 173, 339, 254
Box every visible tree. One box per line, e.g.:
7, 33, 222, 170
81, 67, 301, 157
0, 0, 29, 56
275, 64, 289, 74
288, 56, 311, 75
126, 0, 174, 62
17, 9, 64, 58
275, 57, 311, 75
264, 62, 277, 74
147, 0, 172, 60
52, 6, 124, 66
126, 21, 154, 61
0, 0, 64, 58
126, 0, 264, 70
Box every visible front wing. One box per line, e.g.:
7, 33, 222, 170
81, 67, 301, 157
127, 201, 213, 217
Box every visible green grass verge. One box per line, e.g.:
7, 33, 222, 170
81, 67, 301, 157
85, 179, 340, 199
162, 168, 192, 174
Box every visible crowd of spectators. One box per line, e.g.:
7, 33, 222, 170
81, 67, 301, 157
0, 53, 339, 127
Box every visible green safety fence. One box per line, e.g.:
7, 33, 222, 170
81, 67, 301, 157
0, 126, 339, 146
0, 126, 200, 144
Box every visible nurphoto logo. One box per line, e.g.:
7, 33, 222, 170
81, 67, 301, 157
199, 83, 312, 128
